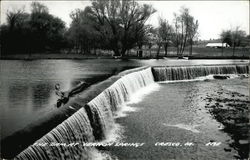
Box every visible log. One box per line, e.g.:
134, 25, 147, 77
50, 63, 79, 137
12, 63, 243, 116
56, 81, 89, 107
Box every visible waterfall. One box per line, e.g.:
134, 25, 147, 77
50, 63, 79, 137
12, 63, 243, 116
15, 67, 155, 160
152, 65, 249, 81
15, 108, 95, 160
84, 67, 155, 140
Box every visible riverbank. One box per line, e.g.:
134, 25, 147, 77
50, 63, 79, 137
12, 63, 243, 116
203, 77, 249, 159
1, 49, 249, 60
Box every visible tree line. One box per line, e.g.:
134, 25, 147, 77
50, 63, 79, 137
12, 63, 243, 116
220, 27, 249, 56
0, 1, 248, 58
1, 2, 67, 55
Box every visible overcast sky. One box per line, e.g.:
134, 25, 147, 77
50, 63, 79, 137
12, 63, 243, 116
1, 0, 249, 40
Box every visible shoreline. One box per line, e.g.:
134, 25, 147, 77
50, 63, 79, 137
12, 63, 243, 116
0, 53, 249, 60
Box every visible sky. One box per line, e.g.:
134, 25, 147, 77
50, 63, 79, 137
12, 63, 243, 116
1, 0, 249, 40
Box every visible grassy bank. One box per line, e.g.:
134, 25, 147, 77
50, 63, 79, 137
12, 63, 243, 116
1, 47, 249, 60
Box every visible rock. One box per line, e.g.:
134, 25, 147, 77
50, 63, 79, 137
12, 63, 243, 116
213, 75, 229, 79
224, 148, 232, 152
238, 140, 248, 145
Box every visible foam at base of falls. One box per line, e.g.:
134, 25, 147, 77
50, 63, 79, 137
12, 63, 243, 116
114, 104, 139, 118
163, 123, 200, 133
158, 74, 242, 84
127, 83, 160, 104
100, 123, 124, 144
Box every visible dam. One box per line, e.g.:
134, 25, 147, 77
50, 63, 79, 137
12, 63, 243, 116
9, 63, 249, 160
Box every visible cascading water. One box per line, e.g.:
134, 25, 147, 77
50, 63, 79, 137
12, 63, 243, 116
152, 65, 249, 81
15, 67, 155, 160
13, 65, 249, 160
86, 67, 155, 140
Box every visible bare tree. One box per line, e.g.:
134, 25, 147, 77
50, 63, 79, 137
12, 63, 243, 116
231, 26, 246, 56
31, 2, 49, 14
187, 18, 198, 56
157, 17, 173, 57
6, 9, 29, 31
172, 7, 198, 58
89, 0, 156, 57
220, 30, 231, 56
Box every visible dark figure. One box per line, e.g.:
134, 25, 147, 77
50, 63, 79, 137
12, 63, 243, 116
55, 81, 89, 108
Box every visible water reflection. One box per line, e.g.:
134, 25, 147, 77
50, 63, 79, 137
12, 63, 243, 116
32, 83, 52, 109
8, 84, 29, 108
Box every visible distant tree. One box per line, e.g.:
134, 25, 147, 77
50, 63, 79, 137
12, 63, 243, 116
157, 17, 173, 57
172, 7, 198, 58
135, 24, 153, 57
88, 0, 156, 57
0, 2, 66, 55
0, 9, 31, 54
29, 2, 66, 52
220, 30, 232, 46
67, 8, 101, 54
220, 27, 246, 56
220, 30, 231, 56
31, 2, 49, 14
187, 18, 198, 56
144, 26, 157, 57
231, 27, 246, 56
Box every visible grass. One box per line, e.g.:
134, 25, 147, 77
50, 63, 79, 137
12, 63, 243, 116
1, 47, 249, 60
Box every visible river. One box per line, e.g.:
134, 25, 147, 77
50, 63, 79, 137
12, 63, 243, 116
0, 59, 248, 139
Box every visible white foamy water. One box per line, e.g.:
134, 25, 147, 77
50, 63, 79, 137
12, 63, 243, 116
158, 74, 241, 84
127, 83, 161, 104
114, 105, 139, 118
103, 83, 161, 143
88, 148, 116, 160
101, 123, 124, 144
163, 123, 200, 133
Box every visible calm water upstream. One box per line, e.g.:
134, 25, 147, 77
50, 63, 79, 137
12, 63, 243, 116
0, 59, 248, 139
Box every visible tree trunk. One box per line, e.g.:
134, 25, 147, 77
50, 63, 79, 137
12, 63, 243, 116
113, 48, 121, 57
149, 46, 152, 58
121, 48, 127, 57
156, 44, 161, 59
138, 45, 143, 58
233, 44, 235, 57
221, 42, 224, 57
189, 40, 193, 56
164, 43, 168, 57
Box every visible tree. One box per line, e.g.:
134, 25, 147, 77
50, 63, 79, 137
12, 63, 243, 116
1, 9, 31, 54
187, 18, 198, 56
157, 17, 173, 57
220, 27, 246, 56
67, 8, 102, 54
231, 27, 246, 56
172, 7, 198, 58
31, 2, 49, 14
144, 26, 157, 58
0, 2, 66, 55
220, 30, 231, 56
88, 0, 156, 57
29, 2, 66, 52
